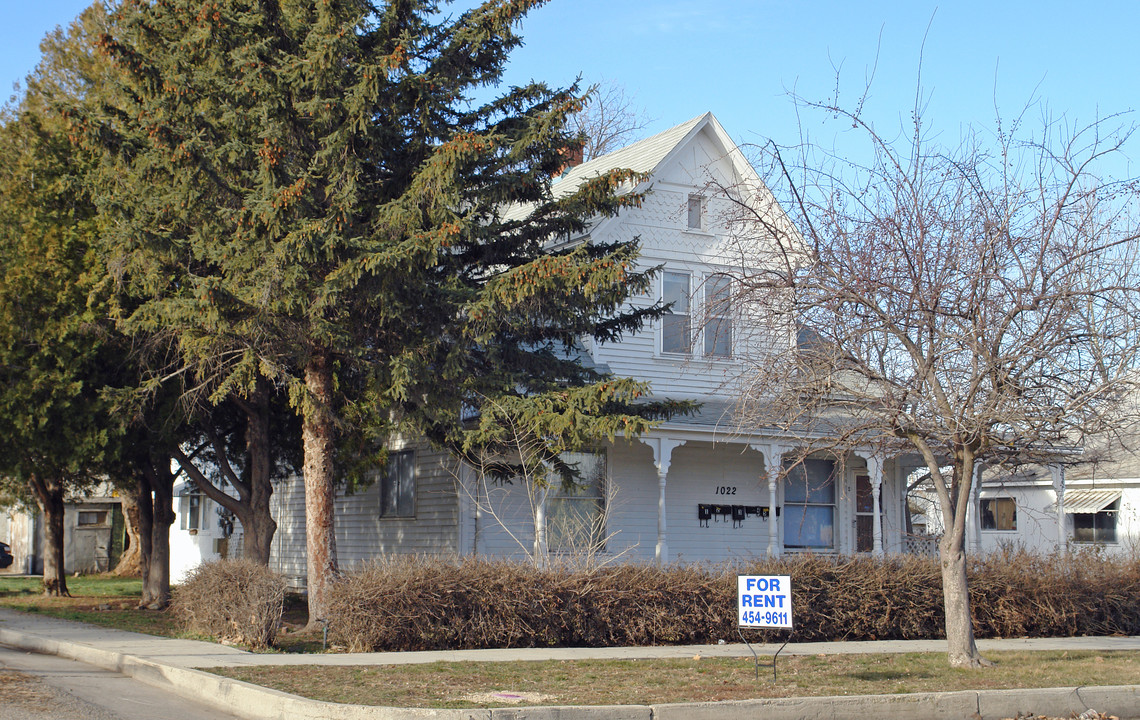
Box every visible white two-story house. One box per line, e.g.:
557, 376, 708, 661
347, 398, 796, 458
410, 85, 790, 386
173, 113, 924, 584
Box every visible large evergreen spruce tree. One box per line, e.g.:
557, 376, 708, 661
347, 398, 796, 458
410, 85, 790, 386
83, 0, 680, 621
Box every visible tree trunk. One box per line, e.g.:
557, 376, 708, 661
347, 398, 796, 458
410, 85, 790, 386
172, 388, 280, 565
241, 504, 277, 565
112, 481, 143, 576
135, 474, 155, 606
30, 475, 69, 597
302, 351, 338, 628
141, 456, 175, 610
921, 448, 990, 669
939, 518, 990, 668
242, 384, 277, 564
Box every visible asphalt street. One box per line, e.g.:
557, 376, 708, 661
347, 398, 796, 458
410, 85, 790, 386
0, 643, 242, 720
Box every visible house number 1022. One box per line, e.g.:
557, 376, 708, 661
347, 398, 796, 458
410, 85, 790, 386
715, 486, 737, 495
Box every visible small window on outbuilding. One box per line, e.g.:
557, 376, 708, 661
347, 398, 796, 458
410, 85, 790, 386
981, 497, 1017, 531
77, 511, 108, 527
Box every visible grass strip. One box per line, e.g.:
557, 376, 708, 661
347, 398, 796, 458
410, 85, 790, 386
211, 651, 1139, 708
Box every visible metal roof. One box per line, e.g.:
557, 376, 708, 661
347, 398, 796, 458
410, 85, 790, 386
1058, 489, 1121, 514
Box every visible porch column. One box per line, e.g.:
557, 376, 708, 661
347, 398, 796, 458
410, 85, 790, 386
869, 455, 884, 556
642, 437, 684, 566
751, 443, 786, 557
1050, 464, 1066, 557
971, 464, 983, 553
854, 450, 885, 556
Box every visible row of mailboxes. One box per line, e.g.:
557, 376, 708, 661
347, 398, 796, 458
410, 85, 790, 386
697, 504, 780, 528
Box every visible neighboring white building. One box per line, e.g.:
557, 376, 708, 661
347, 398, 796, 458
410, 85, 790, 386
0, 484, 123, 576
909, 426, 1140, 556
965, 459, 1140, 557
215, 112, 933, 589
170, 479, 241, 583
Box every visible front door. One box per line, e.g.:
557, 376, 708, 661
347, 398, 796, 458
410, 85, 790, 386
855, 473, 882, 553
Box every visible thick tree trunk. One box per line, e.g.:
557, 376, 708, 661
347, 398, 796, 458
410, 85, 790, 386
135, 474, 155, 606
242, 385, 277, 564
302, 352, 338, 628
938, 451, 991, 669
939, 532, 985, 667
173, 388, 279, 566
140, 456, 175, 610
112, 483, 144, 577
30, 475, 69, 597
241, 504, 277, 565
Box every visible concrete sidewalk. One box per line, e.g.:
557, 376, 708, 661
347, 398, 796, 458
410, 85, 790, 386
2, 606, 1139, 719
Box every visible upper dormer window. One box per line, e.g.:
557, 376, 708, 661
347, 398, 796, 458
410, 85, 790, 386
687, 194, 703, 230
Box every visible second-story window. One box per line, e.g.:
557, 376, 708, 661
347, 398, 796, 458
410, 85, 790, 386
662, 271, 692, 354
703, 274, 733, 358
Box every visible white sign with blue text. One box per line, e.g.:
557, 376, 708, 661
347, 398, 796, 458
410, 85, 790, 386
737, 575, 792, 628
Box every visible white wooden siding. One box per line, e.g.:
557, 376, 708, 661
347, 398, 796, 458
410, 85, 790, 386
268, 442, 462, 585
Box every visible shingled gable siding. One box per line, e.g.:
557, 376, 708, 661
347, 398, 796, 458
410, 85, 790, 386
268, 442, 462, 586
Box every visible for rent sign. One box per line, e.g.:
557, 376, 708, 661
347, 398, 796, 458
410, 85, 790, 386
737, 575, 793, 628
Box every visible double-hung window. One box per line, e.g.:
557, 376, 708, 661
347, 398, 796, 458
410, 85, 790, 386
662, 272, 692, 354
703, 274, 733, 358
661, 271, 733, 357
546, 450, 606, 552
380, 450, 416, 518
783, 459, 836, 550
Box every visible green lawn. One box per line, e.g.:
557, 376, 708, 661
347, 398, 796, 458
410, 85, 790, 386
0, 574, 179, 636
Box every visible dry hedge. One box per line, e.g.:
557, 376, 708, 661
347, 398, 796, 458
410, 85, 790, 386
171, 558, 286, 650
326, 549, 1140, 652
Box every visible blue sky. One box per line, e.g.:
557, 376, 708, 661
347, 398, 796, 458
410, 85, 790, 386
4, 1, 1137, 173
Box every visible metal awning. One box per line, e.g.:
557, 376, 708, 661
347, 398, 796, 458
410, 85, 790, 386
1057, 489, 1121, 514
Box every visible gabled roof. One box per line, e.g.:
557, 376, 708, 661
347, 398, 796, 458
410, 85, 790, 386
501, 112, 760, 224
552, 113, 711, 194
552, 111, 759, 198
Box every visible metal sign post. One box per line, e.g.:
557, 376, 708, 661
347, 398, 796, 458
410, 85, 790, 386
736, 575, 793, 681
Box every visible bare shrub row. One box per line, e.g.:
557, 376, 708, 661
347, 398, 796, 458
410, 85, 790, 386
325, 549, 1140, 652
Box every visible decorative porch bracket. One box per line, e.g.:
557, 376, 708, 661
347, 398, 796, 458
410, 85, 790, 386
750, 443, 788, 557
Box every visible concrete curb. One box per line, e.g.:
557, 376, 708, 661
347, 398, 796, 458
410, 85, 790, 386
3, 625, 1139, 720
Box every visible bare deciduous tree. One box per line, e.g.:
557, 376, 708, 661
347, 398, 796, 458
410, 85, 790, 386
725, 98, 1140, 668
569, 80, 653, 161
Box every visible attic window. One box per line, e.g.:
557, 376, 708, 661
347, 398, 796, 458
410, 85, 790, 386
686, 194, 703, 229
